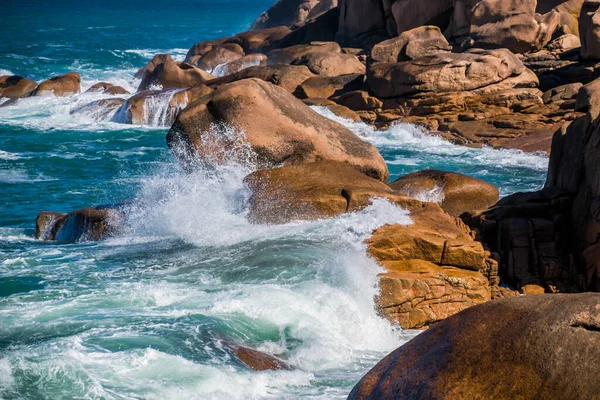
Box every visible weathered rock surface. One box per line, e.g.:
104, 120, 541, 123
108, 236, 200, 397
195, 47, 243, 72
251, 0, 327, 29
134, 54, 172, 79
469, 0, 560, 53
137, 57, 214, 91
367, 200, 508, 328
295, 51, 365, 76
212, 54, 267, 77
85, 82, 129, 95
389, 170, 499, 216
267, 41, 341, 65
0, 75, 37, 98
36, 206, 124, 242
32, 72, 81, 97
235, 346, 292, 371
168, 79, 388, 181
206, 64, 315, 93
349, 294, 600, 400
371, 26, 451, 64
294, 73, 364, 99
245, 161, 415, 223
580, 0, 600, 59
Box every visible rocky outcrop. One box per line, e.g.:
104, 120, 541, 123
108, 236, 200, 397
206, 64, 315, 93
251, 0, 333, 29
389, 170, 499, 216
268, 42, 341, 65
0, 75, 37, 98
168, 78, 388, 180
32, 72, 80, 97
245, 161, 416, 223
349, 294, 600, 400
229, 26, 292, 53
137, 57, 214, 91
371, 26, 451, 64
134, 54, 172, 79
195, 47, 243, 72
235, 347, 292, 371
468, 0, 560, 53
36, 206, 124, 242
295, 73, 365, 98
368, 48, 530, 98
580, 0, 600, 59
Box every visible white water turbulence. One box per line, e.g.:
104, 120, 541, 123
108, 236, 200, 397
0, 122, 419, 399
312, 106, 549, 197
210, 57, 264, 77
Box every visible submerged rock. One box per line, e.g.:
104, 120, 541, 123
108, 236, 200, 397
168, 78, 388, 181
85, 82, 129, 95
70, 98, 126, 121
235, 346, 292, 371
389, 170, 499, 217
349, 294, 600, 400
0, 75, 37, 98
36, 206, 124, 242
32, 72, 81, 97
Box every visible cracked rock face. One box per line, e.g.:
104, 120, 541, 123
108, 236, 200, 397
349, 293, 600, 400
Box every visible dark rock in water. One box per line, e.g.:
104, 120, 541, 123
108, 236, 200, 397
269, 7, 340, 49
36, 205, 125, 242
85, 82, 129, 95
0, 75, 37, 98
169, 78, 388, 181
70, 98, 126, 121
32, 72, 81, 97
349, 294, 600, 400
389, 170, 499, 217
235, 346, 292, 371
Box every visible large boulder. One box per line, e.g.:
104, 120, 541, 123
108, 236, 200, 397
228, 26, 292, 53
349, 294, 600, 400
195, 47, 243, 72
85, 82, 129, 95
469, 0, 560, 53
0, 75, 37, 98
371, 26, 451, 64
32, 72, 80, 97
137, 58, 214, 91
205, 64, 315, 93
134, 54, 172, 79
580, 0, 600, 59
36, 206, 124, 242
270, 7, 340, 48
245, 161, 415, 223
168, 78, 388, 181
367, 48, 531, 98
211, 54, 268, 77
389, 170, 499, 216
251, 0, 323, 29
295, 51, 365, 76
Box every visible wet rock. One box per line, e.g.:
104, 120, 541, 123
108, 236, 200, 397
235, 346, 292, 371
371, 26, 451, 64
389, 170, 499, 217
169, 79, 388, 181
245, 161, 414, 224
70, 98, 126, 121
212, 54, 267, 77
36, 206, 124, 242
195, 47, 243, 72
0, 75, 37, 98
116, 85, 212, 125
137, 57, 214, 91
302, 98, 362, 121
206, 64, 315, 93
85, 82, 129, 95
32, 72, 81, 97
349, 294, 600, 400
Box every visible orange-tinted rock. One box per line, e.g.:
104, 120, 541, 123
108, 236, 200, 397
267, 41, 341, 65
349, 294, 600, 400
32, 72, 81, 97
389, 170, 499, 217
212, 54, 267, 77
36, 206, 124, 242
235, 347, 292, 371
169, 79, 388, 181
137, 58, 214, 91
206, 64, 315, 93
371, 26, 451, 64
0, 75, 37, 98
295, 73, 364, 99
134, 54, 172, 79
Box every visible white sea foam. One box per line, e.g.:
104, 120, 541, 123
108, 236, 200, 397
0, 68, 13, 76
0, 150, 22, 160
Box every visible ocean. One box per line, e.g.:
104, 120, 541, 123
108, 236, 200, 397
0, 1, 548, 398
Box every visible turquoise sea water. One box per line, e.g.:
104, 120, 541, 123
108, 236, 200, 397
1, 1, 548, 398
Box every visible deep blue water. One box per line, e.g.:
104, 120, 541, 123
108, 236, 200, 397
0, 2, 548, 398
